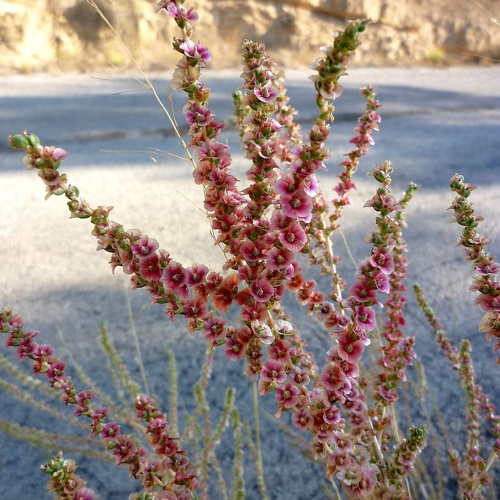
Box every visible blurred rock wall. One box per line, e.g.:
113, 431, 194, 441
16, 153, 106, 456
1, 0, 499, 72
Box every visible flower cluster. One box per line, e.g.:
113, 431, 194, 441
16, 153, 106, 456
371, 178, 418, 421
331, 85, 381, 228
0, 309, 197, 498
449, 173, 500, 361
41, 452, 97, 500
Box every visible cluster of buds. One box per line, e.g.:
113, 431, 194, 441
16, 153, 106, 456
42, 452, 97, 500
332, 85, 381, 226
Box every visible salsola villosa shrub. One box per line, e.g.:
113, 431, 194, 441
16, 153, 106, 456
3, 1, 500, 498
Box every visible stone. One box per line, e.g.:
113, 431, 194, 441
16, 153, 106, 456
0, 0, 499, 72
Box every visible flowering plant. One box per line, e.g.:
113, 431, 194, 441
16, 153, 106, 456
3, 1, 500, 498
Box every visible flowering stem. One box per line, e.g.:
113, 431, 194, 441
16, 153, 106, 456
449, 173, 500, 361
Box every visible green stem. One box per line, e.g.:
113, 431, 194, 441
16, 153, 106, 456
253, 380, 268, 500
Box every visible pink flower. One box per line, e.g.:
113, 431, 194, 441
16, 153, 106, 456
370, 247, 394, 275
320, 362, 346, 391
254, 83, 280, 103
161, 261, 187, 293
240, 301, 269, 323
131, 235, 159, 260
281, 190, 313, 223
479, 311, 500, 340
349, 279, 378, 304
302, 174, 320, 197
165, 3, 199, 23
318, 75, 343, 100
292, 409, 314, 430
278, 221, 307, 252
179, 40, 211, 63
251, 321, 275, 344
364, 190, 401, 215
74, 488, 97, 500
374, 271, 390, 293
249, 276, 274, 303
183, 103, 213, 126
183, 297, 208, 319
270, 209, 291, 230
240, 239, 265, 261
291, 366, 310, 386
198, 140, 230, 164
276, 174, 299, 196
474, 293, 500, 312
186, 263, 209, 286
211, 273, 239, 313
337, 334, 365, 363
323, 405, 341, 425
139, 255, 162, 281
224, 335, 246, 360
260, 359, 287, 384
99, 422, 120, 441
209, 168, 237, 189
266, 246, 294, 271
352, 305, 376, 330
276, 381, 300, 409
268, 339, 291, 363
202, 314, 226, 342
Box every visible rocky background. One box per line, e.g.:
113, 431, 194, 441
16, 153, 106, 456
1, 0, 500, 73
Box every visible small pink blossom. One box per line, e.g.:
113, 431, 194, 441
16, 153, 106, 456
276, 381, 300, 409
131, 235, 159, 260
203, 317, 226, 343
292, 409, 314, 430
186, 263, 209, 286
254, 83, 280, 103
179, 39, 211, 63
303, 174, 320, 197
474, 293, 500, 312
370, 247, 394, 275
275, 174, 299, 196
165, 3, 199, 23
349, 279, 378, 304
224, 335, 246, 360
320, 362, 346, 391
260, 359, 287, 384
74, 488, 97, 500
240, 239, 265, 262
337, 334, 365, 363
249, 276, 275, 303
183, 103, 213, 126
251, 320, 275, 344
139, 255, 162, 281
278, 221, 307, 252
161, 261, 187, 293
374, 271, 390, 293
281, 190, 313, 223
266, 247, 294, 271
352, 304, 376, 330
323, 405, 341, 425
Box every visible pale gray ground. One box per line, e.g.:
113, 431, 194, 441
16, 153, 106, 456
0, 66, 500, 498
